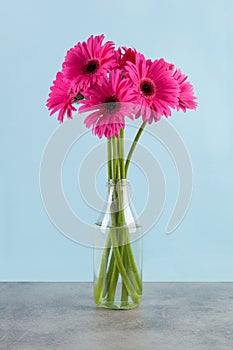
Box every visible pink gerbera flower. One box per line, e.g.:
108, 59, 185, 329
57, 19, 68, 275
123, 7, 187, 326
173, 69, 197, 112
125, 53, 180, 123
63, 34, 117, 92
79, 70, 135, 138
46, 72, 82, 123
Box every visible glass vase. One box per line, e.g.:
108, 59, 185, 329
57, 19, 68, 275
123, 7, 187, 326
94, 179, 142, 309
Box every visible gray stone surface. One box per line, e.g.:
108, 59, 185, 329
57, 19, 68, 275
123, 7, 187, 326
0, 283, 233, 350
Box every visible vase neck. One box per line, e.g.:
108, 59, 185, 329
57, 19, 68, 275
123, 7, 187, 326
95, 178, 140, 231
107, 179, 130, 188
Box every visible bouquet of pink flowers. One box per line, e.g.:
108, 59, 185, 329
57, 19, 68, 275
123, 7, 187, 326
47, 34, 197, 309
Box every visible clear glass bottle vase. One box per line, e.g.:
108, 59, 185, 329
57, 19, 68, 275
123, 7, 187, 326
94, 180, 142, 309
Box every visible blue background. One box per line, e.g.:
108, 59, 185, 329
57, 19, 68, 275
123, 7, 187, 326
1, 0, 233, 281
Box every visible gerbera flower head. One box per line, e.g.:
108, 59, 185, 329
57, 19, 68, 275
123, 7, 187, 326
125, 53, 180, 123
63, 34, 117, 92
173, 69, 197, 112
79, 69, 135, 138
46, 72, 83, 123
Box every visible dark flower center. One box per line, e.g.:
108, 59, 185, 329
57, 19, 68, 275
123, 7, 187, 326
142, 83, 151, 93
104, 97, 120, 113
87, 63, 97, 72
84, 59, 100, 75
139, 78, 156, 98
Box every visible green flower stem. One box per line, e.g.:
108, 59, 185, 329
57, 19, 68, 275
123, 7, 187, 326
106, 248, 119, 301
111, 229, 141, 304
104, 131, 127, 303
94, 137, 114, 304
107, 138, 112, 180
106, 136, 122, 302
117, 131, 128, 301
122, 230, 142, 291
106, 240, 126, 302
125, 121, 147, 177
106, 205, 119, 301
103, 249, 115, 297
121, 245, 128, 303
119, 129, 125, 179
112, 131, 140, 303
112, 136, 120, 182
93, 233, 111, 304
124, 242, 142, 294
107, 130, 142, 304
123, 121, 146, 294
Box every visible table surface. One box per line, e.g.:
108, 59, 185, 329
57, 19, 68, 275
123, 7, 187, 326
0, 282, 233, 350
